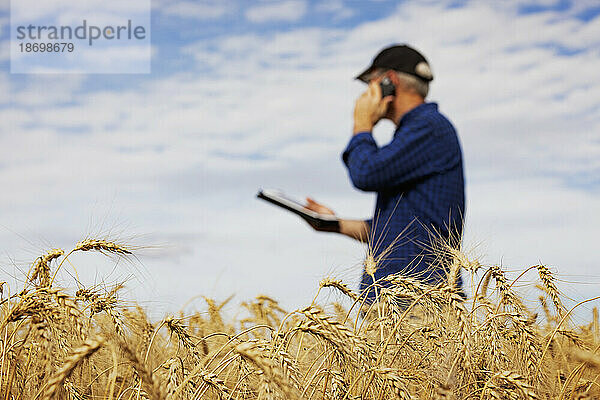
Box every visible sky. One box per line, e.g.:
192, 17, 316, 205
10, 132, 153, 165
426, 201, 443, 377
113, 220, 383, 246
1, 0, 599, 320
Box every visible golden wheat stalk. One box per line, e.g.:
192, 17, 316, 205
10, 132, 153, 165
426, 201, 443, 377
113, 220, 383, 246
30, 249, 64, 287
235, 342, 299, 400
319, 277, 360, 302
73, 239, 132, 255
480, 371, 538, 400
535, 265, 564, 318
118, 339, 164, 400
41, 336, 105, 400
299, 306, 371, 363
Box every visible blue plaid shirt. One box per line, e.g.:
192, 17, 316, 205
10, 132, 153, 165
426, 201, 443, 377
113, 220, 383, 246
342, 102, 465, 299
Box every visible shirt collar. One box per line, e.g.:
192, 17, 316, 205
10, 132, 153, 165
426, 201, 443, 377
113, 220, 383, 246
396, 102, 438, 127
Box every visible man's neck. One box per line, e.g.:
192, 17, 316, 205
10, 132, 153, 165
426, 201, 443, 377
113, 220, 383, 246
392, 95, 425, 126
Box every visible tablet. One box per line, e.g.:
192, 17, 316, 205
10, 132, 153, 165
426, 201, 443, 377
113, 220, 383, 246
256, 189, 340, 232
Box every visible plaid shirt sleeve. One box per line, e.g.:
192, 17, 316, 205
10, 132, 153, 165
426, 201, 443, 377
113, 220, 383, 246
342, 118, 457, 192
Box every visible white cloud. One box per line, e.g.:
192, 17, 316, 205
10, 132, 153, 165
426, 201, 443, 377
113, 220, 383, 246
5, 74, 84, 106
9, 0, 149, 23
12, 45, 151, 74
0, 14, 7, 31
314, 0, 355, 20
160, 1, 230, 20
517, 0, 561, 7
0, 37, 9, 63
245, 0, 307, 23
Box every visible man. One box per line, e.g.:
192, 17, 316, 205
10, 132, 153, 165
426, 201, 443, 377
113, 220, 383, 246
305, 44, 465, 300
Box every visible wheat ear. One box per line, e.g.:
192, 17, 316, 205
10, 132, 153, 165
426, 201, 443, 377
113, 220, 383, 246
73, 239, 132, 255
30, 249, 64, 287
41, 336, 105, 400
235, 342, 299, 400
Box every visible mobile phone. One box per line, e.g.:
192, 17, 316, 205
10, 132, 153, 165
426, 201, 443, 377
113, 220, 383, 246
380, 77, 396, 98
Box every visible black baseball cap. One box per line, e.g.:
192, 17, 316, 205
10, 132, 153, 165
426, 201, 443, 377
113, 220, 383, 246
355, 44, 433, 83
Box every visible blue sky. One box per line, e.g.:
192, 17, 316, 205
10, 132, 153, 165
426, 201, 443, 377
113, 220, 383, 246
1, 0, 599, 320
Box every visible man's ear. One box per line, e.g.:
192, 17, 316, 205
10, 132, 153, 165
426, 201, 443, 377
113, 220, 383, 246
387, 72, 402, 91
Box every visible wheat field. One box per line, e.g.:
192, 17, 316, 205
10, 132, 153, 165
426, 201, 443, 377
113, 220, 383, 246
1, 238, 599, 399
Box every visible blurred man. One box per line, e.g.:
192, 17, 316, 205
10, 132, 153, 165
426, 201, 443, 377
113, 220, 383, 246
306, 44, 465, 300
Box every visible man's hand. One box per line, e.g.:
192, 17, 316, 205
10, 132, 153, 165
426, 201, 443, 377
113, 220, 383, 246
304, 197, 338, 232
353, 80, 394, 135
305, 197, 370, 241
305, 197, 335, 216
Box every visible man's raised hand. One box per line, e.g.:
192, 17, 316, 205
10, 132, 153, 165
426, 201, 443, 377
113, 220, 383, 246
353, 80, 394, 135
